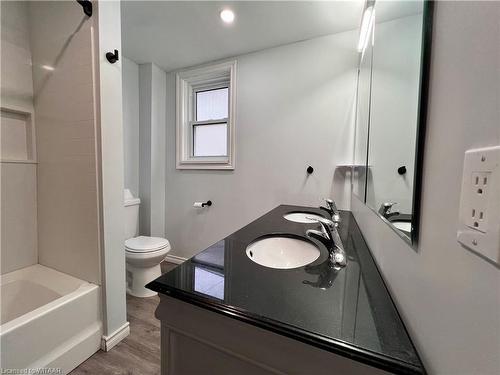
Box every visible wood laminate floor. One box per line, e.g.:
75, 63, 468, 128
70, 262, 178, 375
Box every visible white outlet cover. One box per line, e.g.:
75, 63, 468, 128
457, 145, 500, 265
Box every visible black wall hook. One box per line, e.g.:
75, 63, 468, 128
307, 166, 314, 174
202, 200, 212, 207
106, 49, 119, 64
76, 0, 92, 17
397, 166, 407, 175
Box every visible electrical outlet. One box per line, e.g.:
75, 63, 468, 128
466, 171, 491, 233
457, 146, 500, 265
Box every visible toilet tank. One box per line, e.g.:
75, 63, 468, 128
124, 189, 141, 239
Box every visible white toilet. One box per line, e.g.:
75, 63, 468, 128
124, 189, 171, 297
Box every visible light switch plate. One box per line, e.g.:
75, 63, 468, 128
457, 145, 500, 265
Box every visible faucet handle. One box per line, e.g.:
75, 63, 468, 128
323, 198, 341, 223
323, 198, 339, 213
382, 201, 397, 213
324, 198, 335, 209
307, 216, 335, 231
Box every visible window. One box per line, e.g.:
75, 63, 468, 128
176, 61, 236, 169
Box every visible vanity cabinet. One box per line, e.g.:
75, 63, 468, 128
148, 206, 425, 375
156, 296, 390, 375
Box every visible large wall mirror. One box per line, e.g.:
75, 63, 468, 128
353, 0, 433, 246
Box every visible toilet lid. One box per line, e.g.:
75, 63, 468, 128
125, 236, 171, 253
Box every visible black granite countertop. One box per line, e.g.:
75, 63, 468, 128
147, 205, 425, 375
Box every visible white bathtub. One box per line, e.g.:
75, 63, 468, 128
0, 264, 102, 373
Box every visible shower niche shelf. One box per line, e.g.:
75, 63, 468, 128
1, 106, 36, 163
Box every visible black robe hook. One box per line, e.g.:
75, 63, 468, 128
106, 50, 119, 64
76, 0, 92, 17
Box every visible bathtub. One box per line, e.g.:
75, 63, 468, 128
0, 264, 102, 373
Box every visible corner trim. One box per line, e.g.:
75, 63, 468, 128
101, 322, 130, 352
164, 254, 188, 265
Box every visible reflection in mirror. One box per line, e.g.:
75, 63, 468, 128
303, 258, 341, 290
354, 0, 431, 244
194, 266, 225, 300
192, 240, 226, 300
366, 0, 424, 240
352, 33, 373, 199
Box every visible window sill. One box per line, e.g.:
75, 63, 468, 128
176, 162, 235, 171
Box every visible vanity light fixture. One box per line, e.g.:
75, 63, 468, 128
357, 5, 375, 53
220, 9, 235, 24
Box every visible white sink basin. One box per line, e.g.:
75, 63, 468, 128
246, 236, 320, 269
283, 212, 325, 224
392, 221, 412, 233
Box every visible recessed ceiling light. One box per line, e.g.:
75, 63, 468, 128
220, 9, 235, 24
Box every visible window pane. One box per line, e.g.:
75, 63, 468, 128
196, 88, 228, 121
193, 123, 227, 157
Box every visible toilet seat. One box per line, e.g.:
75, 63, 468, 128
125, 236, 171, 253
125, 236, 171, 298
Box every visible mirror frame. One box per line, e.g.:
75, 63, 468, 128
356, 0, 434, 248
409, 0, 434, 247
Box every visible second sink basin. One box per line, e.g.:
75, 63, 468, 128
283, 212, 325, 224
392, 221, 412, 233
246, 235, 320, 269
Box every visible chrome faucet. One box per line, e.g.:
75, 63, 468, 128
306, 216, 347, 268
378, 202, 400, 219
319, 198, 341, 224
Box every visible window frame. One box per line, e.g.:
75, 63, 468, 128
176, 60, 237, 170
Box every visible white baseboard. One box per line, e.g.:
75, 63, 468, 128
101, 321, 130, 352
164, 254, 187, 265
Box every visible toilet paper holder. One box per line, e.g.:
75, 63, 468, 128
194, 200, 212, 208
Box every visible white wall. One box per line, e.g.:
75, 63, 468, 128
122, 57, 140, 197
0, 1, 37, 274
95, 0, 128, 340
366, 13, 423, 214
351, 2, 500, 374
165, 32, 358, 258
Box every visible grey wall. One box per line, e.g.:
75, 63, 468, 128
122, 59, 167, 237
165, 31, 358, 259
351, 2, 500, 374
138, 62, 167, 237
122, 57, 140, 197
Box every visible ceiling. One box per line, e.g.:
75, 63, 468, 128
121, 1, 365, 71
121, 1, 424, 72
